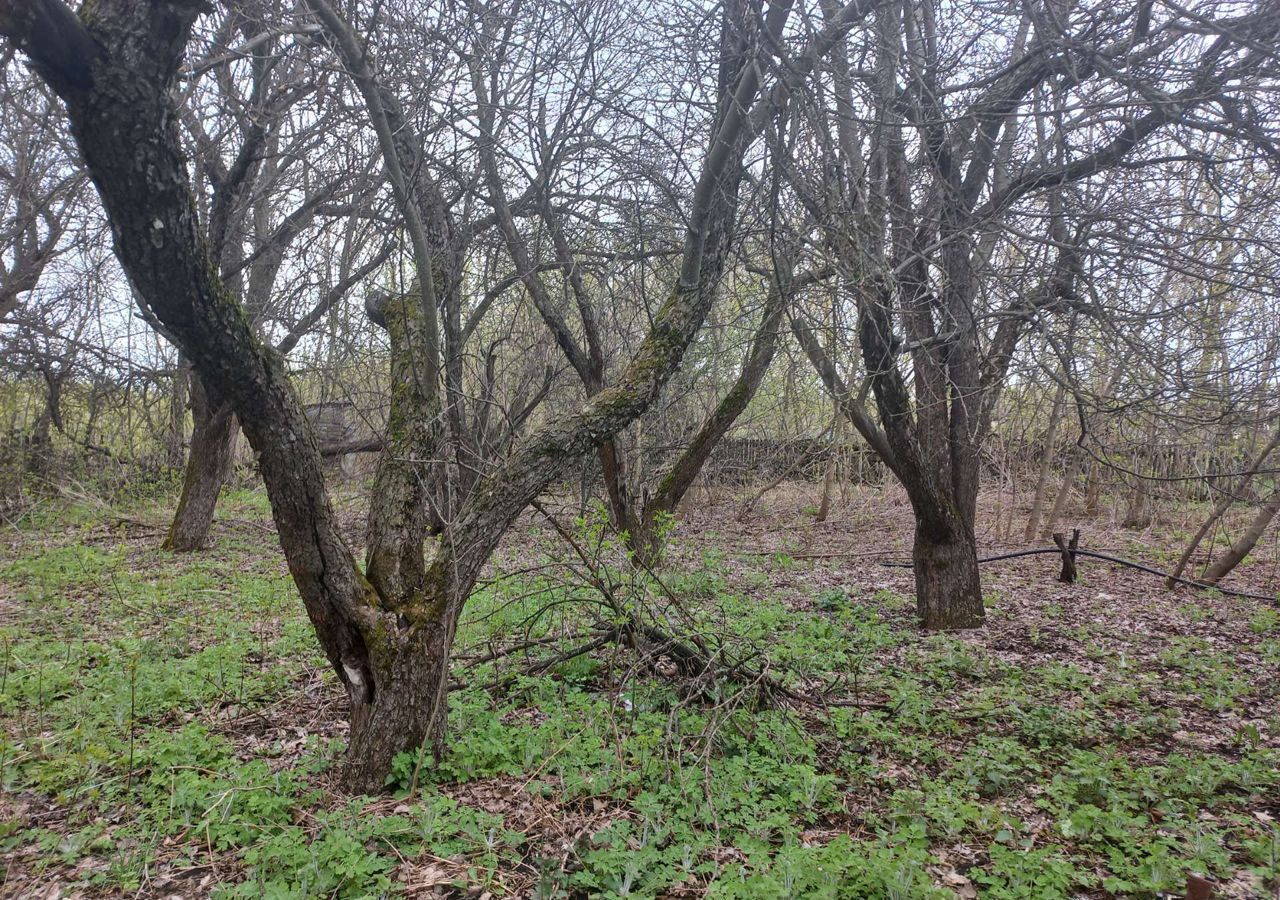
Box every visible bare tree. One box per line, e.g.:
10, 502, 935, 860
0, 69, 84, 321
785, 0, 1279, 628
163, 5, 383, 550
0, 0, 872, 790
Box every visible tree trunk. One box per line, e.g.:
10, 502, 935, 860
1122, 478, 1151, 528
599, 439, 638, 538
1025, 378, 1066, 541
913, 523, 984, 630
626, 513, 664, 570
1168, 422, 1280, 585
1043, 448, 1084, 539
1199, 487, 1280, 586
816, 399, 842, 522
343, 612, 455, 791
24, 365, 69, 480
1083, 462, 1103, 516
4, 0, 845, 793
628, 264, 792, 562
1122, 428, 1154, 529
790, 295, 989, 630
164, 377, 237, 552
816, 447, 837, 522
165, 358, 189, 470
23, 410, 53, 478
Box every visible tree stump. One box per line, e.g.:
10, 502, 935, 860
1052, 529, 1080, 583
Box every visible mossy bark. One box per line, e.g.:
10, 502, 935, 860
363, 291, 442, 603
343, 612, 454, 792
6, 0, 384, 783
5, 0, 813, 793
626, 270, 789, 566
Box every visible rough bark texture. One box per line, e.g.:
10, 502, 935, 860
362, 291, 439, 604
343, 617, 454, 791
913, 524, 985, 630
2, 0, 384, 786
165, 359, 189, 470
350, 289, 451, 782
466, 0, 798, 569
854, 275, 989, 630
631, 268, 790, 564
2, 0, 861, 792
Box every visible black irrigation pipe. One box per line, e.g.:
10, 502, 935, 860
882, 547, 1278, 604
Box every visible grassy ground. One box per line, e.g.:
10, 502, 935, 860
1, 483, 1278, 898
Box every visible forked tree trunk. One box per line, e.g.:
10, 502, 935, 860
625, 511, 664, 569
790, 298, 988, 630
344, 608, 456, 789
165, 377, 237, 551
5, 0, 856, 793
625, 265, 792, 565
913, 523, 984, 629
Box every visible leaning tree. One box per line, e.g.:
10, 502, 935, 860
162, 4, 389, 550
0, 0, 878, 790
